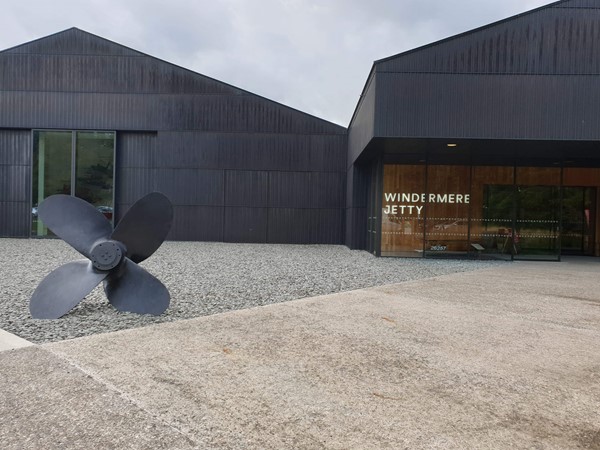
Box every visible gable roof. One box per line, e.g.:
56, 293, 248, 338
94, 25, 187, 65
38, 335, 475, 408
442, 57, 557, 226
0, 28, 346, 132
349, 0, 600, 128
0, 27, 145, 57
375, 0, 600, 74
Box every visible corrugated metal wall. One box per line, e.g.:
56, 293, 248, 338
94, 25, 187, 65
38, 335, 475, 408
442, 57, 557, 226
0, 28, 348, 244
116, 131, 347, 243
372, 2, 600, 140
0, 130, 31, 237
377, 6, 600, 75
0, 92, 343, 135
345, 0, 600, 250
374, 72, 600, 140
348, 73, 377, 166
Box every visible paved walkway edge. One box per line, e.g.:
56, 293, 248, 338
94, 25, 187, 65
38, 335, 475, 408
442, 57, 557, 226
0, 329, 34, 352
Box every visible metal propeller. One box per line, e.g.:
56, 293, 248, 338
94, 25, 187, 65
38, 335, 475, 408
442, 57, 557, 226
29, 193, 173, 319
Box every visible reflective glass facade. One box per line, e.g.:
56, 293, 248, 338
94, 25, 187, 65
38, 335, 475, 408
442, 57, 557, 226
380, 165, 599, 260
32, 130, 115, 236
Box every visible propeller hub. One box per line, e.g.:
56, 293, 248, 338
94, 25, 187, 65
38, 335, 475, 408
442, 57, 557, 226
90, 240, 125, 271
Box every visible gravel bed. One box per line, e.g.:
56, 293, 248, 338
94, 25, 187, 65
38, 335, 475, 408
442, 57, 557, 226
0, 239, 506, 343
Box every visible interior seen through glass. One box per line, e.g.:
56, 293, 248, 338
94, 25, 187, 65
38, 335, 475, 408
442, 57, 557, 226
32, 130, 115, 236
381, 164, 599, 260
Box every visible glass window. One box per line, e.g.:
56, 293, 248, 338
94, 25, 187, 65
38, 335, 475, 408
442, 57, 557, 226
381, 165, 426, 257
516, 167, 561, 186
75, 131, 115, 221
378, 164, 598, 259
32, 131, 72, 236
424, 165, 471, 257
471, 166, 514, 260
514, 167, 561, 260
562, 187, 596, 255
32, 130, 115, 236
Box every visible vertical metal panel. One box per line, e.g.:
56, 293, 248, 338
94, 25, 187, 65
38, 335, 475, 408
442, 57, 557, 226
0, 90, 346, 135
344, 163, 371, 248
223, 207, 268, 243
155, 169, 224, 206
115, 168, 157, 206
0, 166, 29, 201
217, 134, 312, 171
560, 0, 600, 7
268, 172, 312, 208
310, 209, 344, 244
156, 132, 221, 169
224, 170, 268, 207
167, 206, 224, 241
267, 208, 311, 244
0, 202, 30, 237
348, 73, 377, 166
374, 72, 600, 140
0, 91, 161, 131
345, 207, 367, 250
159, 94, 343, 135
0, 54, 242, 94
118, 132, 156, 168
310, 172, 345, 208
4, 28, 142, 57
0, 130, 31, 237
309, 134, 347, 172
0, 130, 31, 165
376, 7, 600, 75
115, 132, 157, 211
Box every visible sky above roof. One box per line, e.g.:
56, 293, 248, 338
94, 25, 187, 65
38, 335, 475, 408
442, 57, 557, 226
0, 0, 552, 126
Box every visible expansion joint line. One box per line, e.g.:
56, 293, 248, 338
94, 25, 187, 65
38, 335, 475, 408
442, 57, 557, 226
42, 346, 201, 448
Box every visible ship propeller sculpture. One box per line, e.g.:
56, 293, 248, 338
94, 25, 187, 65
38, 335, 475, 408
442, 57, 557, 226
30, 193, 173, 319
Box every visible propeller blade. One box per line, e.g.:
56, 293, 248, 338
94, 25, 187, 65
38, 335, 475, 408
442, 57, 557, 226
38, 195, 112, 258
104, 258, 170, 315
30, 260, 108, 319
111, 192, 173, 263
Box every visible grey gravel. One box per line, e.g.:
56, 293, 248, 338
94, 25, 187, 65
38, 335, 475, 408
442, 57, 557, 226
0, 239, 505, 343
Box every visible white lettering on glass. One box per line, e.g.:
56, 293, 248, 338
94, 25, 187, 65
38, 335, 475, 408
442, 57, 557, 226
383, 192, 470, 216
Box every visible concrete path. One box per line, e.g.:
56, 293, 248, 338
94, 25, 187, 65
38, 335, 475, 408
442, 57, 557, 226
0, 329, 34, 352
1, 259, 599, 449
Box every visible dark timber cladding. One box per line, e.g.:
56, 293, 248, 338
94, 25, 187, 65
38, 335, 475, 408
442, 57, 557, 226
0, 28, 347, 243
346, 0, 600, 250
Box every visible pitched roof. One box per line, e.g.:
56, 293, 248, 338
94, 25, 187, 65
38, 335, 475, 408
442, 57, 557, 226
0, 28, 346, 132
1, 27, 145, 57
374, 0, 599, 74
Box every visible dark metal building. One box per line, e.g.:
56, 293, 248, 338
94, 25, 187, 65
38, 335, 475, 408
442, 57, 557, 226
347, 0, 600, 259
2, 0, 600, 259
0, 28, 347, 244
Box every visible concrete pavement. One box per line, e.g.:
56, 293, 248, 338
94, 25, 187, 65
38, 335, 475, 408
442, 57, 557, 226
0, 329, 34, 352
1, 258, 599, 449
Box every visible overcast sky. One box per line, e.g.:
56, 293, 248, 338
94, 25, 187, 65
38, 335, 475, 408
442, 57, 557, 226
0, 0, 553, 126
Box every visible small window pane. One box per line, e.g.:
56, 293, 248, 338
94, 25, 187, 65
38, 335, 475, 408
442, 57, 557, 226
32, 131, 72, 236
75, 131, 115, 223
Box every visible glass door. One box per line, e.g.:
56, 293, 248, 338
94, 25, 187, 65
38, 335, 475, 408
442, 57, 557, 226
514, 186, 560, 260
481, 184, 515, 260
562, 187, 596, 255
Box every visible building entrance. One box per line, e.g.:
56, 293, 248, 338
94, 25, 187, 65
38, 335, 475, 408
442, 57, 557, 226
379, 164, 600, 260
562, 187, 597, 256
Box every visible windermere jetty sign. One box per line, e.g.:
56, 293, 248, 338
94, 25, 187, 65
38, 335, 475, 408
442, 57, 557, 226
383, 193, 471, 215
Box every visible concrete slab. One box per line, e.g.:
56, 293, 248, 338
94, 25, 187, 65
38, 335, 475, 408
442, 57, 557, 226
0, 346, 198, 449
1, 261, 599, 449
0, 328, 34, 352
